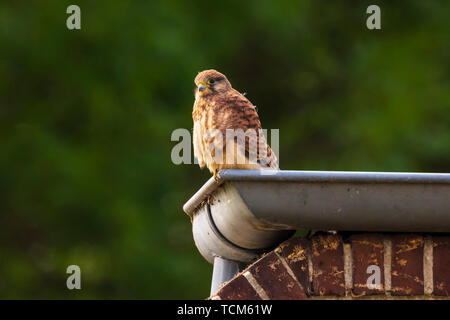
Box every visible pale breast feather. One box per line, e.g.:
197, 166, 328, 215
193, 120, 205, 168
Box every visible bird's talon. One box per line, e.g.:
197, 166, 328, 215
213, 169, 219, 181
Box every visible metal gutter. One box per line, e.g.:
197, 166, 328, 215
184, 169, 450, 293
184, 170, 450, 263
184, 170, 450, 217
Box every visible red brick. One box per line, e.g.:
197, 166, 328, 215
350, 234, 385, 295
433, 236, 450, 296
248, 251, 307, 300
215, 274, 261, 300
275, 237, 311, 295
391, 234, 424, 295
311, 234, 345, 296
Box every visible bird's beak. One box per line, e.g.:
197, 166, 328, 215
198, 83, 207, 92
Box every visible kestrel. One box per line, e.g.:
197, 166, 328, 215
192, 69, 278, 179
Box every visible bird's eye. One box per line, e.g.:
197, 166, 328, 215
207, 79, 215, 85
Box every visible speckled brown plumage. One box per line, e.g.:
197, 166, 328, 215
192, 69, 278, 176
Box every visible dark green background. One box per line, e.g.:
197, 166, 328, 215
0, 1, 449, 299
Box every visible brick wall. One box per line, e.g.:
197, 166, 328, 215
210, 233, 450, 300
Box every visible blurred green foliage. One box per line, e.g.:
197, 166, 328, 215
0, 0, 449, 299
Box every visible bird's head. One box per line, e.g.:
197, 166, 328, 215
194, 69, 232, 98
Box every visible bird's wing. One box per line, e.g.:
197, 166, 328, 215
215, 90, 279, 169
